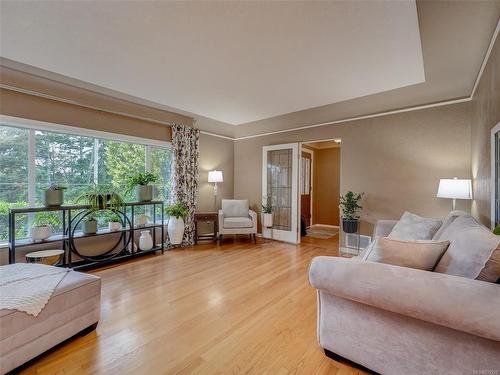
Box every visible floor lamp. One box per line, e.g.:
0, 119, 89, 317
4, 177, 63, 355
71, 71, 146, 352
208, 170, 223, 211
436, 177, 472, 210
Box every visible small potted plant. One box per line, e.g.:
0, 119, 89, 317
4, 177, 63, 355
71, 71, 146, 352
29, 213, 59, 242
105, 211, 122, 232
43, 182, 67, 206
83, 211, 98, 235
126, 172, 158, 202
165, 202, 188, 245
262, 196, 273, 228
339, 191, 364, 234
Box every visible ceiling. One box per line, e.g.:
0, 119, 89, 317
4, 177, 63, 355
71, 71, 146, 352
0, 1, 426, 125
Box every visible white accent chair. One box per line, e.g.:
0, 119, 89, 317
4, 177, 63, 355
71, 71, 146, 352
218, 199, 257, 243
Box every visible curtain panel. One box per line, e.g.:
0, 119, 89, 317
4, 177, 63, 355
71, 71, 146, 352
170, 124, 200, 246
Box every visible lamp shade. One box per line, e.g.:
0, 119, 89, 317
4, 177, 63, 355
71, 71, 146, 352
436, 178, 472, 199
208, 170, 223, 183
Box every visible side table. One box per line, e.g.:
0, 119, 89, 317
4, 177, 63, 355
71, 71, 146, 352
194, 212, 218, 244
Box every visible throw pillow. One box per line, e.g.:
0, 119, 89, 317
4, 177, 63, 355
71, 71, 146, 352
365, 237, 449, 271
388, 211, 442, 241
434, 215, 500, 282
432, 210, 468, 240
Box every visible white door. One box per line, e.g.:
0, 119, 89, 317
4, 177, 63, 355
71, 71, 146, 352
262, 143, 300, 243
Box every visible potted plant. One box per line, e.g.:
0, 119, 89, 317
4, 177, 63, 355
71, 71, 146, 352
29, 213, 59, 242
165, 202, 188, 245
77, 184, 124, 235
43, 182, 67, 206
339, 191, 364, 234
262, 196, 273, 228
105, 211, 122, 232
126, 172, 158, 202
494, 225, 500, 236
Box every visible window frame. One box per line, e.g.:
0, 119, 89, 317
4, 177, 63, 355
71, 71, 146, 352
0, 114, 171, 246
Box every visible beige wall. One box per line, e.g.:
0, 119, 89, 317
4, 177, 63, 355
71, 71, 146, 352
312, 147, 340, 226
471, 35, 500, 227
0, 77, 235, 214
235, 103, 472, 236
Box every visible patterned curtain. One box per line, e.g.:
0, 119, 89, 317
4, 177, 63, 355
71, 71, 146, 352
171, 124, 200, 246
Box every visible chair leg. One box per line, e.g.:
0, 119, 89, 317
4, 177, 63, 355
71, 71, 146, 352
253, 233, 257, 244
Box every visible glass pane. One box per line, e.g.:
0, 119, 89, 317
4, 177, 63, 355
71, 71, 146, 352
151, 146, 172, 202
35, 130, 94, 206
99, 140, 145, 201
0, 125, 29, 241
267, 149, 292, 231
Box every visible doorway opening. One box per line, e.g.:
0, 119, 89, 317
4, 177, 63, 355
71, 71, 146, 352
300, 139, 341, 246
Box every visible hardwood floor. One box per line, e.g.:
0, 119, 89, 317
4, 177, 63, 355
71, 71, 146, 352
21, 234, 368, 375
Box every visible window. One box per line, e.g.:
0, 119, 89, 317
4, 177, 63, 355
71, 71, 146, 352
0, 121, 172, 242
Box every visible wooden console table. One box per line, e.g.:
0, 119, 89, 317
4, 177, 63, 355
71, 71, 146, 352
194, 212, 218, 244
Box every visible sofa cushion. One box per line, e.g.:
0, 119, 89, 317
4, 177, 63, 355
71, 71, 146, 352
434, 215, 500, 282
221, 199, 249, 218
224, 217, 253, 229
432, 210, 469, 240
364, 237, 449, 271
388, 211, 442, 241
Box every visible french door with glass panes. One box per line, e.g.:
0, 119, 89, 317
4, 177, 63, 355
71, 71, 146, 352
262, 143, 299, 243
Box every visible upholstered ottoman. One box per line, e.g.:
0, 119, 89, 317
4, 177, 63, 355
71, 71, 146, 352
0, 268, 101, 374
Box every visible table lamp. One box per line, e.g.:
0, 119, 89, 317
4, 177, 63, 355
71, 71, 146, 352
436, 177, 472, 210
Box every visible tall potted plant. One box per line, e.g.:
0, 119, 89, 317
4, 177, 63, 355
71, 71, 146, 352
262, 196, 273, 228
339, 191, 364, 234
126, 172, 158, 202
165, 202, 188, 245
43, 182, 67, 206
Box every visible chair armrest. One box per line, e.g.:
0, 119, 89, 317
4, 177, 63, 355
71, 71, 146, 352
248, 209, 257, 221
373, 219, 398, 238
218, 209, 224, 229
309, 256, 500, 341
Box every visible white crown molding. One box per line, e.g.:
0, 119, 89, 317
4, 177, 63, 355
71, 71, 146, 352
471, 19, 500, 98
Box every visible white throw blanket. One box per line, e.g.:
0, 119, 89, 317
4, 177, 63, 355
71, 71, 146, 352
0, 263, 70, 317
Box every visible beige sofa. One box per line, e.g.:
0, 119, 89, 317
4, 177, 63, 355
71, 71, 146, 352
309, 217, 500, 374
0, 268, 101, 374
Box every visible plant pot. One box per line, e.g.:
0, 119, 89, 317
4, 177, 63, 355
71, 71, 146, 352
44, 190, 64, 206
135, 185, 152, 202
83, 220, 98, 235
135, 214, 148, 227
168, 216, 185, 245
108, 221, 122, 232
139, 230, 154, 251
262, 213, 273, 228
342, 218, 359, 234
29, 225, 52, 242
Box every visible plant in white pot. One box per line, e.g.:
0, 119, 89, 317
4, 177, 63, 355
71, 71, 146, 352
165, 202, 188, 245
339, 191, 364, 234
105, 212, 122, 232
43, 182, 67, 206
29, 213, 59, 242
262, 196, 273, 228
126, 172, 158, 202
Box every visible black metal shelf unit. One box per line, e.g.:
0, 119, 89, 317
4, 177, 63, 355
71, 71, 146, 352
8, 201, 164, 270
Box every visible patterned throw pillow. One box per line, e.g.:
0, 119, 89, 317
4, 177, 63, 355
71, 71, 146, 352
388, 211, 442, 241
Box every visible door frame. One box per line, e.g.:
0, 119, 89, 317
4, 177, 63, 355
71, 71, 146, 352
300, 147, 314, 227
491, 121, 500, 229
262, 143, 300, 244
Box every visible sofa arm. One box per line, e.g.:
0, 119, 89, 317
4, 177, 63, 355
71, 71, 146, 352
373, 219, 398, 238
309, 256, 500, 341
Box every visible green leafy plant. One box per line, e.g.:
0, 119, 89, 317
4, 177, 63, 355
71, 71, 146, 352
339, 191, 364, 220
262, 196, 273, 214
32, 212, 60, 227
165, 202, 188, 219
45, 182, 67, 191
493, 225, 500, 236
126, 172, 158, 188
76, 184, 123, 210
103, 211, 121, 223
